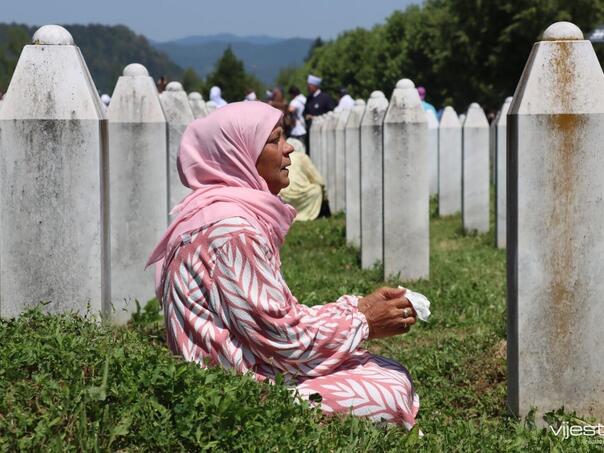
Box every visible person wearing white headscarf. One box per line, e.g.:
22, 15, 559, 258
209, 86, 227, 108
100, 94, 111, 115
335, 88, 354, 112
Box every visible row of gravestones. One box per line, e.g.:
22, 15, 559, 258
0, 21, 602, 424
311, 91, 512, 279
310, 21, 604, 425
0, 25, 213, 325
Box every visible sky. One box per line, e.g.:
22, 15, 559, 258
4, 0, 419, 42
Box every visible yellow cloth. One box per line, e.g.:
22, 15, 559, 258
280, 139, 325, 221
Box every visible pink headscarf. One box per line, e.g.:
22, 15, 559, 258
147, 101, 296, 295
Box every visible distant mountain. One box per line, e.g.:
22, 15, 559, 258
0, 23, 183, 94
168, 33, 285, 46
153, 35, 314, 85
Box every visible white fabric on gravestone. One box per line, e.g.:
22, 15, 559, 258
345, 99, 366, 247
108, 63, 168, 325
438, 106, 462, 216
160, 81, 195, 217
0, 25, 109, 318
360, 91, 388, 269
188, 91, 209, 118
496, 97, 513, 249
334, 108, 351, 213
383, 79, 429, 280
507, 21, 604, 423
426, 109, 439, 196
462, 103, 490, 233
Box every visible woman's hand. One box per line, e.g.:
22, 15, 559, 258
357, 287, 416, 340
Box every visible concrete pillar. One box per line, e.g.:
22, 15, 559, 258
496, 97, 513, 248
383, 79, 429, 280
159, 81, 194, 215
360, 91, 388, 269
462, 103, 490, 233
107, 63, 168, 324
438, 106, 462, 216
507, 21, 604, 423
426, 109, 439, 196
334, 109, 351, 213
188, 92, 208, 118
345, 99, 366, 247
0, 25, 109, 318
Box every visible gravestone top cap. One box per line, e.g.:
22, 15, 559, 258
542, 21, 583, 41
505, 96, 513, 103
354, 99, 366, 106
166, 81, 184, 92
188, 92, 203, 100
123, 63, 149, 77
370, 90, 386, 99
396, 78, 415, 89
469, 102, 480, 108
32, 25, 74, 45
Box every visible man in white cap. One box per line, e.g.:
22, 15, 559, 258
303, 74, 335, 156
303, 74, 335, 120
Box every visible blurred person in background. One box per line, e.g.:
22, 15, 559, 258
417, 86, 437, 116
287, 86, 307, 148
210, 86, 228, 108
157, 75, 168, 93
335, 87, 354, 111
280, 137, 328, 220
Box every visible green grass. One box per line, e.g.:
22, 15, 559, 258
0, 197, 601, 451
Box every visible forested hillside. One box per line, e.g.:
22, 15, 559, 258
279, 0, 604, 112
154, 37, 313, 84
0, 23, 183, 94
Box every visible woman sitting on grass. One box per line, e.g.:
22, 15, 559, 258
147, 102, 419, 428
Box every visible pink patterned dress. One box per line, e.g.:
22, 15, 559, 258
161, 216, 419, 427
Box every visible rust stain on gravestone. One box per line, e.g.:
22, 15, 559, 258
545, 41, 585, 370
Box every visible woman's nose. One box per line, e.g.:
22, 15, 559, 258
284, 143, 294, 155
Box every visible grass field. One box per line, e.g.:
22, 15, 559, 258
0, 200, 600, 451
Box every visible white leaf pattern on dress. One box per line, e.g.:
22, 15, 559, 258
161, 217, 419, 428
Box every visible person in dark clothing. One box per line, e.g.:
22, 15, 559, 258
303, 74, 335, 118
303, 74, 335, 155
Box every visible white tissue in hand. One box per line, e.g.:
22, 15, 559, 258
398, 286, 431, 322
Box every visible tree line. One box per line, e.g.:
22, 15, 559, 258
277, 0, 604, 113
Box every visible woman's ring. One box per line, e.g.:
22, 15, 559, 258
403, 307, 412, 318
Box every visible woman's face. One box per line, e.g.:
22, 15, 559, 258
256, 123, 293, 194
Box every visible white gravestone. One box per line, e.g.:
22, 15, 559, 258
489, 110, 499, 184
206, 101, 217, 114
0, 25, 109, 318
188, 91, 208, 119
462, 103, 490, 233
426, 109, 439, 196
312, 115, 324, 175
383, 79, 429, 280
496, 97, 513, 249
360, 91, 388, 269
309, 116, 321, 167
334, 109, 351, 213
160, 81, 194, 216
507, 21, 604, 423
108, 63, 168, 324
438, 106, 462, 216
345, 99, 366, 247
324, 112, 337, 210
